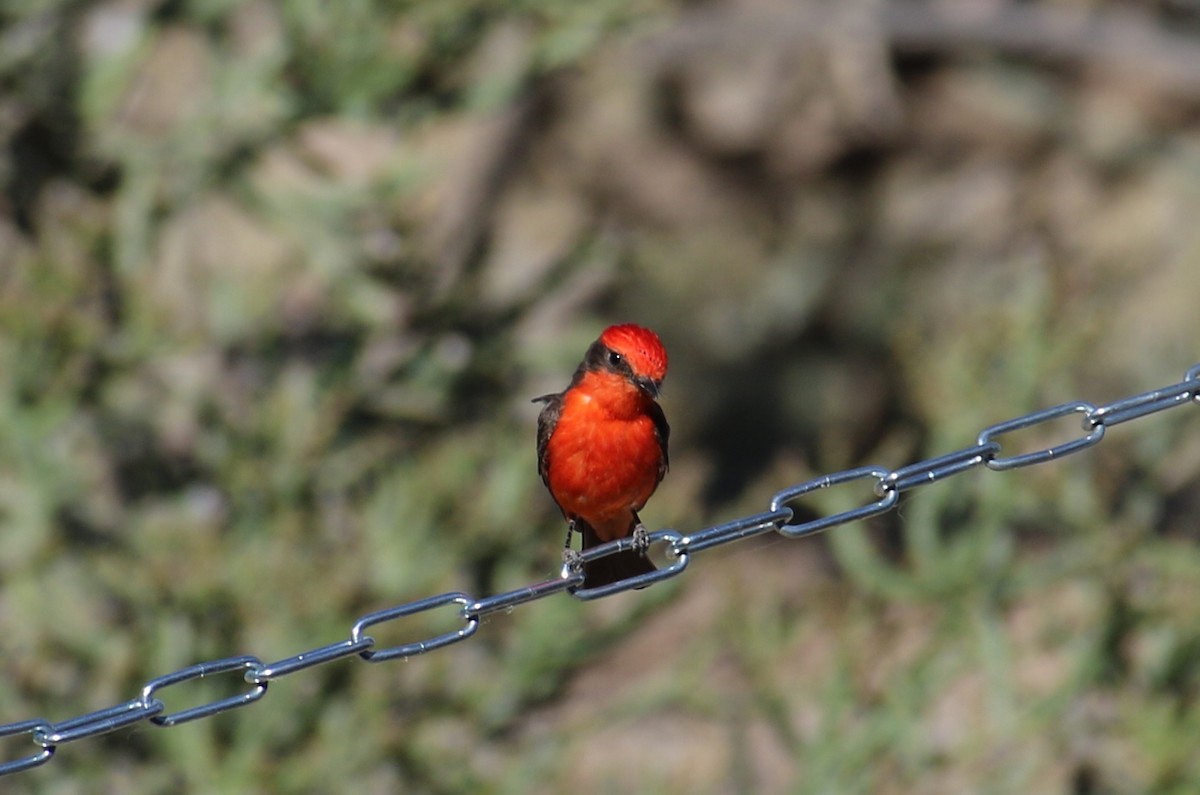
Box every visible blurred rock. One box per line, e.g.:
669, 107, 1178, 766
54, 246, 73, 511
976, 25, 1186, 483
79, 0, 148, 61
650, 1, 902, 176
297, 118, 399, 187
398, 101, 542, 291
227, 1, 285, 60
115, 26, 212, 136
478, 180, 588, 310
150, 194, 304, 340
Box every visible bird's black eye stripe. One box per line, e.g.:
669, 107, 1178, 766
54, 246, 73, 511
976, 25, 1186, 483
581, 341, 634, 377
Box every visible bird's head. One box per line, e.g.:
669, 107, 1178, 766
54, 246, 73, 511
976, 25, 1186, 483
594, 323, 668, 399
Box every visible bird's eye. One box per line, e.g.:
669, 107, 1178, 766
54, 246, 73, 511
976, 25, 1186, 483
608, 351, 623, 367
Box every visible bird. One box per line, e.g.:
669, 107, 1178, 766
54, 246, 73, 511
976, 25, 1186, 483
534, 323, 670, 589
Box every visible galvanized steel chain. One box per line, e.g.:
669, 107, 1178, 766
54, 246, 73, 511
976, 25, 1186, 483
3, 363, 1200, 777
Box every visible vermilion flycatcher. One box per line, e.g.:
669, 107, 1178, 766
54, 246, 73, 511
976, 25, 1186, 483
534, 324, 670, 588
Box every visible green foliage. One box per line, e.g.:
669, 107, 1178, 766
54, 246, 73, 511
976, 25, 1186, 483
3, 0, 1200, 792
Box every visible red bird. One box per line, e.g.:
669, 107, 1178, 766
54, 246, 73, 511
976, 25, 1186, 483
534, 324, 670, 588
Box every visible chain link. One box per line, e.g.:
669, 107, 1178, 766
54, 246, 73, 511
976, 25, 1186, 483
3, 364, 1199, 777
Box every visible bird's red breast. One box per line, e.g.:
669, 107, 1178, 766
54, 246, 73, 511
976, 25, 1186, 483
543, 369, 666, 541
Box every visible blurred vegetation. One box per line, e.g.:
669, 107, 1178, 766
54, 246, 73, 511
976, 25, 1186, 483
3, 0, 1200, 792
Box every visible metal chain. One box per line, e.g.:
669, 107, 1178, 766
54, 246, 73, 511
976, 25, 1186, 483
3, 363, 1199, 777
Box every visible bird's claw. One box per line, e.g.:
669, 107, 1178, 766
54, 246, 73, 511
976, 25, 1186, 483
631, 523, 650, 555
562, 547, 583, 571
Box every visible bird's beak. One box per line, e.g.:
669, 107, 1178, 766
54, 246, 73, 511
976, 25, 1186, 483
634, 375, 662, 399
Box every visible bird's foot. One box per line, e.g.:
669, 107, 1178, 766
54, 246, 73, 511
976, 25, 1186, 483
631, 523, 650, 555
562, 547, 583, 571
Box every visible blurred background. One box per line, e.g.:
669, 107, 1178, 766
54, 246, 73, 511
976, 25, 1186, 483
3, 0, 1200, 791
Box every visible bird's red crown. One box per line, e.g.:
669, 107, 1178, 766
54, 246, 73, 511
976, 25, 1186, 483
598, 324, 668, 382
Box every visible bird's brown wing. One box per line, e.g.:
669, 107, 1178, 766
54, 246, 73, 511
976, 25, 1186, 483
648, 400, 670, 483
532, 392, 563, 489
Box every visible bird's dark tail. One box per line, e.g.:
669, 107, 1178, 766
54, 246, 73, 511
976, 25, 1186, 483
578, 518, 656, 589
